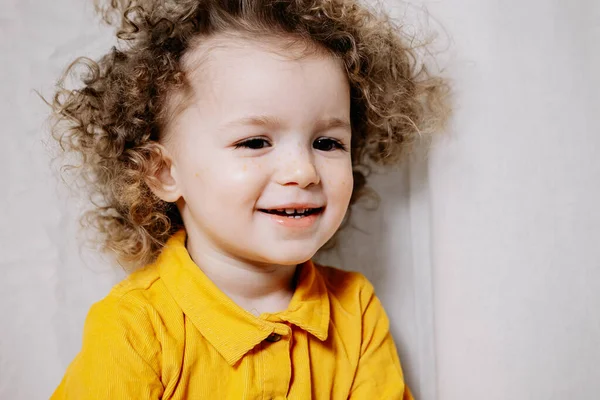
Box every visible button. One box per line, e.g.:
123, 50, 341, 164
265, 333, 282, 342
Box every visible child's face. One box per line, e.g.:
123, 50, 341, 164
161, 36, 353, 265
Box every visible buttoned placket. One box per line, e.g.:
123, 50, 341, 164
258, 323, 293, 400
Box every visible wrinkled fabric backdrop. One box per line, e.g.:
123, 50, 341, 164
1, 0, 599, 399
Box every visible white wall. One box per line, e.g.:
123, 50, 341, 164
2, 0, 599, 399
1, 1, 127, 398
427, 0, 600, 398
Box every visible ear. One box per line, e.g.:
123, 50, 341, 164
144, 143, 182, 203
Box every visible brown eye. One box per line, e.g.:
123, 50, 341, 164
234, 138, 271, 149
313, 138, 346, 152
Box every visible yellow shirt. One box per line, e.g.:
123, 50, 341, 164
52, 230, 413, 399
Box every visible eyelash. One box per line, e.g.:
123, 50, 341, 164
234, 137, 348, 152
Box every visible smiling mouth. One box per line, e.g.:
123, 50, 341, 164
258, 207, 324, 219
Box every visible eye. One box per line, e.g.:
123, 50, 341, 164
313, 137, 347, 152
234, 138, 271, 150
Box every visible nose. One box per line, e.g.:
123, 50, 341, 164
275, 149, 320, 188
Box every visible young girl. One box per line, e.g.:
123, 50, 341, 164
49, 0, 449, 398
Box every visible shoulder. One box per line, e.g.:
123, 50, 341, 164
99, 262, 167, 312
109, 262, 162, 298
80, 267, 170, 374
54, 268, 170, 396
84, 264, 169, 337
312, 261, 376, 310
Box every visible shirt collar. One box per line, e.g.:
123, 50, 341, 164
156, 229, 330, 366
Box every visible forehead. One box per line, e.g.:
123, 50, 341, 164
182, 33, 337, 84
175, 34, 350, 127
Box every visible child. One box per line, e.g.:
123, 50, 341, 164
48, 0, 449, 398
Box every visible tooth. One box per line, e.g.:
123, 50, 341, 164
285, 209, 294, 214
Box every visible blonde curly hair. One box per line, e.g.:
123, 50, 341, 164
48, 0, 451, 270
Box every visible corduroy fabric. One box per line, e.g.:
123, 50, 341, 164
51, 229, 413, 399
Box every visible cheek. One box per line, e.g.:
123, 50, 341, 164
225, 159, 267, 185
321, 159, 354, 202
336, 174, 354, 205
194, 159, 268, 200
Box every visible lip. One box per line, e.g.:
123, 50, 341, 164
257, 204, 325, 229
259, 203, 325, 210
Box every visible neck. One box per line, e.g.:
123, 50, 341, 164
185, 228, 298, 315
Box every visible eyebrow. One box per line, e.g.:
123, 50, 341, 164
221, 115, 351, 132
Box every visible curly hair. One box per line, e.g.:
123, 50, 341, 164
48, 0, 451, 270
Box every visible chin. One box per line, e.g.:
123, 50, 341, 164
264, 254, 315, 266
259, 247, 320, 266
